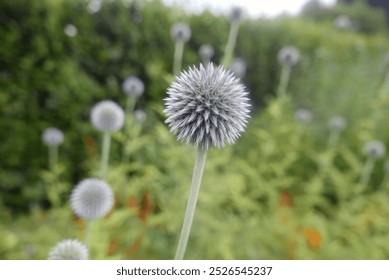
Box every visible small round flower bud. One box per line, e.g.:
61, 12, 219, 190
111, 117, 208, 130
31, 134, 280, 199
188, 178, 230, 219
295, 108, 312, 124
42, 128, 64, 147
70, 178, 114, 220
134, 109, 147, 123
48, 239, 88, 260
164, 63, 250, 149
328, 116, 347, 132
229, 7, 244, 22
171, 23, 191, 43
230, 57, 247, 78
91, 100, 125, 133
64, 24, 78, 37
198, 44, 214, 62
122, 76, 144, 97
278, 46, 301, 67
363, 140, 386, 159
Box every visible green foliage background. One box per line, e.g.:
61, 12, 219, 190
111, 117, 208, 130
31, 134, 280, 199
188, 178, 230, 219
1, 0, 389, 259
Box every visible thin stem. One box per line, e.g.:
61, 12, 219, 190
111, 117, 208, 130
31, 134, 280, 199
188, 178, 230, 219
277, 65, 291, 98
100, 132, 111, 179
84, 219, 93, 246
173, 40, 185, 76
48, 146, 58, 170
359, 157, 376, 186
221, 20, 240, 68
379, 172, 388, 190
126, 95, 136, 114
174, 147, 208, 260
327, 130, 341, 150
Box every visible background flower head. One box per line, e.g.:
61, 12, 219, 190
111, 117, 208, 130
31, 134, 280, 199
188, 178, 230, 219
363, 140, 386, 159
164, 63, 250, 149
122, 76, 144, 97
278, 45, 301, 67
294, 108, 312, 124
70, 178, 114, 220
91, 100, 125, 133
171, 22, 191, 42
328, 116, 347, 131
48, 239, 88, 260
42, 127, 64, 147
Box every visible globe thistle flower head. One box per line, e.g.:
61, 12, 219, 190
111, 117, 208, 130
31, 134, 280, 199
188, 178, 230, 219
42, 127, 64, 147
91, 100, 125, 133
171, 23, 191, 43
328, 116, 347, 132
229, 7, 244, 22
230, 57, 247, 78
134, 109, 147, 123
333, 15, 352, 30
64, 24, 78, 37
48, 239, 88, 260
199, 44, 214, 61
164, 63, 250, 149
278, 46, 301, 67
295, 108, 312, 124
70, 178, 114, 220
363, 140, 386, 159
122, 76, 144, 97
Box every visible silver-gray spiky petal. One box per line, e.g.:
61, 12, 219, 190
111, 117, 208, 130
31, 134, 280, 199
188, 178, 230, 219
164, 63, 250, 149
48, 239, 88, 260
363, 140, 386, 159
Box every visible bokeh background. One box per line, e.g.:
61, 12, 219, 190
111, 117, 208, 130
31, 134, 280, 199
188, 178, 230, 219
1, 0, 389, 259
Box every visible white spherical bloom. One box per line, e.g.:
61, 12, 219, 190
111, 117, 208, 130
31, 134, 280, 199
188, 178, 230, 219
278, 46, 301, 67
229, 7, 244, 21
333, 15, 352, 30
134, 109, 147, 123
230, 57, 247, 78
198, 44, 214, 61
48, 239, 88, 260
164, 63, 251, 149
64, 24, 78, 37
42, 127, 64, 147
294, 108, 312, 124
363, 140, 386, 159
70, 178, 114, 220
90, 100, 125, 133
122, 76, 144, 97
171, 23, 191, 42
328, 116, 347, 132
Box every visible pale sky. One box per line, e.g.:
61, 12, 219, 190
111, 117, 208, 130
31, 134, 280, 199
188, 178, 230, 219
162, 0, 337, 18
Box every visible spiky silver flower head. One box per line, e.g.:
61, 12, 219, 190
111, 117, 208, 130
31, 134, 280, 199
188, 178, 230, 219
170, 22, 191, 43
42, 127, 64, 147
90, 100, 125, 133
199, 44, 214, 61
164, 63, 250, 149
229, 7, 244, 21
278, 46, 301, 67
294, 108, 312, 124
122, 76, 144, 97
230, 57, 247, 78
363, 140, 386, 159
70, 178, 114, 220
48, 239, 88, 260
328, 116, 347, 132
134, 109, 147, 123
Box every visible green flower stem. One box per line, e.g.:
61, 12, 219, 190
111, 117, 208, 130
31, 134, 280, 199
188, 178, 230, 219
327, 130, 341, 150
221, 20, 240, 68
175, 147, 208, 260
48, 146, 58, 170
173, 40, 185, 76
100, 132, 111, 179
379, 172, 388, 190
359, 157, 376, 186
84, 219, 93, 246
126, 95, 136, 114
277, 65, 291, 98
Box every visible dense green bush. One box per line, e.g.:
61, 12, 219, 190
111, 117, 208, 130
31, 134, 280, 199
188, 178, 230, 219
1, 0, 389, 260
